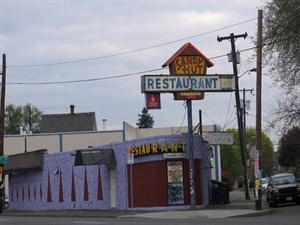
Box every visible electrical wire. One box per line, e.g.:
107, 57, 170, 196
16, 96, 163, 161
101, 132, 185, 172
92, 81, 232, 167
201, 110, 217, 125
222, 92, 233, 130
6, 34, 299, 86
7, 67, 167, 85
6, 18, 256, 68
174, 102, 187, 135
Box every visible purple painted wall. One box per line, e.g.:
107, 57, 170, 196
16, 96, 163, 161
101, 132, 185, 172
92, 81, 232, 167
8, 135, 211, 211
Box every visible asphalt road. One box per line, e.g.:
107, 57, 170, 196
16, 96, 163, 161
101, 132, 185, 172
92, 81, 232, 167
0, 203, 299, 225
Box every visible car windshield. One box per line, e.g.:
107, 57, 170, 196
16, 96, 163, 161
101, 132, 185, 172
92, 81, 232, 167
273, 175, 296, 186
261, 179, 267, 184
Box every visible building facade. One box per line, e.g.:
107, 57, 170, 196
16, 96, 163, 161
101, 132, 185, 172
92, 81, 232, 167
7, 134, 211, 211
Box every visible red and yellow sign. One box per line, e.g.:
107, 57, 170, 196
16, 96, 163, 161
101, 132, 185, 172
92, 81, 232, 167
175, 56, 206, 75
162, 42, 214, 100
174, 55, 207, 100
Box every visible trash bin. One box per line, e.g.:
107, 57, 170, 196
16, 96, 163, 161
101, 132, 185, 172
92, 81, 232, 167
210, 180, 230, 204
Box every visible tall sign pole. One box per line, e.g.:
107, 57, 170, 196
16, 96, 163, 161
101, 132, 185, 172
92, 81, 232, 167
161, 43, 214, 209
186, 99, 195, 208
141, 42, 238, 209
217, 33, 250, 200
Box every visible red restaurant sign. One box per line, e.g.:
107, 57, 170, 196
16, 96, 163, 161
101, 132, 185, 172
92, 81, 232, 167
146, 93, 161, 109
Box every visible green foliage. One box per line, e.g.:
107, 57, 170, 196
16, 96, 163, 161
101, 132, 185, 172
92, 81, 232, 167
220, 144, 242, 178
243, 127, 275, 176
5, 103, 42, 134
136, 107, 154, 129
263, 0, 300, 128
220, 128, 275, 177
278, 126, 300, 169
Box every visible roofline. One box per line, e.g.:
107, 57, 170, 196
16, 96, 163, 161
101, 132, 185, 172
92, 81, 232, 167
4, 129, 124, 138
162, 42, 214, 68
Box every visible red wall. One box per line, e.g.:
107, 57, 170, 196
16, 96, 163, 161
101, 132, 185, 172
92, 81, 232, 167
128, 159, 203, 208
128, 161, 167, 207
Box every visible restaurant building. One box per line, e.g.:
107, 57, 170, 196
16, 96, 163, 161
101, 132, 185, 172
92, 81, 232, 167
5, 134, 211, 211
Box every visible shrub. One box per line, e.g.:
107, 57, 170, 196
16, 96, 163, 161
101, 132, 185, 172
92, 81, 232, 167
221, 170, 235, 191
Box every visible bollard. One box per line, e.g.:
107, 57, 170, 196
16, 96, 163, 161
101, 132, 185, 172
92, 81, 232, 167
255, 178, 262, 210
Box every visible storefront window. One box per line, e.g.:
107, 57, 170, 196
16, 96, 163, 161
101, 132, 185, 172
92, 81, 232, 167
167, 161, 184, 205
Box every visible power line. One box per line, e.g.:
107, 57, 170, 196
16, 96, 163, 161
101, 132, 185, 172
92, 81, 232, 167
7, 34, 299, 85
7, 67, 167, 85
7, 18, 256, 68
5, 32, 299, 86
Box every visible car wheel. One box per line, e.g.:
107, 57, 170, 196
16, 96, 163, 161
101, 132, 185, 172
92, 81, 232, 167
268, 201, 272, 207
271, 196, 277, 208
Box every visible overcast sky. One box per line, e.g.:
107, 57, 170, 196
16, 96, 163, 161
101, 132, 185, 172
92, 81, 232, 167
0, 0, 279, 143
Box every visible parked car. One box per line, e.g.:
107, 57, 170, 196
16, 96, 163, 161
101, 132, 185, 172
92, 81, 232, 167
261, 178, 268, 191
266, 173, 300, 207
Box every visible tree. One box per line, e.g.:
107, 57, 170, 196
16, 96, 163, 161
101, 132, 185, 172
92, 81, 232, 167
220, 145, 242, 178
277, 126, 300, 174
221, 128, 275, 178
263, 0, 300, 128
136, 107, 154, 129
5, 103, 42, 134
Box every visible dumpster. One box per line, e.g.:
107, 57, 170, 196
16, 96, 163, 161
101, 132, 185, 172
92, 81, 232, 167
210, 180, 230, 204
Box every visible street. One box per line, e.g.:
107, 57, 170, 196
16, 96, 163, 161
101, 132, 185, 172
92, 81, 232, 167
0, 203, 299, 225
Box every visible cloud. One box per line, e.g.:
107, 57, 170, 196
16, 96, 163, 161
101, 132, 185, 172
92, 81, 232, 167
1, 0, 272, 136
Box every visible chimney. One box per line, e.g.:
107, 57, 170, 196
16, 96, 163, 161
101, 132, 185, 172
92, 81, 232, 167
102, 118, 107, 131
70, 105, 75, 116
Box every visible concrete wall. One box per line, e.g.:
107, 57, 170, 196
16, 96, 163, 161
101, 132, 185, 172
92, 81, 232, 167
4, 130, 124, 155
4, 123, 216, 155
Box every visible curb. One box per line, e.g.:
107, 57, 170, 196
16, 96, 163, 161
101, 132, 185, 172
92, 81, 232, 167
228, 208, 275, 218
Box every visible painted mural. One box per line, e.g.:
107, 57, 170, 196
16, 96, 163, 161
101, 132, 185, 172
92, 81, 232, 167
8, 135, 211, 211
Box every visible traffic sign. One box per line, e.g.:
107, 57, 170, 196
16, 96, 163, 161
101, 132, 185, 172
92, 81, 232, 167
0, 156, 8, 165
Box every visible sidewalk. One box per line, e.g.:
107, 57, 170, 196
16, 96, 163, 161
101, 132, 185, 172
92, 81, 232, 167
1, 188, 274, 219
127, 188, 274, 219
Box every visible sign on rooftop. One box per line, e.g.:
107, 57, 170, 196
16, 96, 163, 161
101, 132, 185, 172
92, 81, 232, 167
204, 132, 234, 145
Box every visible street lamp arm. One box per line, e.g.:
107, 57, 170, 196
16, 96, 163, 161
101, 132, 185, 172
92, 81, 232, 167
238, 68, 256, 78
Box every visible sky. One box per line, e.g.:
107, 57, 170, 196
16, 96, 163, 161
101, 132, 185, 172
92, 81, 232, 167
0, 0, 279, 144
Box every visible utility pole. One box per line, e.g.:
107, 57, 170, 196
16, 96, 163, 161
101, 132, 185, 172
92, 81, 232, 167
255, 9, 263, 210
0, 54, 6, 214
217, 33, 250, 200
241, 88, 254, 135
27, 104, 32, 133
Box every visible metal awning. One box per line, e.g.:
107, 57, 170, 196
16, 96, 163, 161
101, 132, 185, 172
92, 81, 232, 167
74, 148, 116, 169
4, 149, 47, 174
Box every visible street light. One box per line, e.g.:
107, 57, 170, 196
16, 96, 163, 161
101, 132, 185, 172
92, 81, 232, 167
238, 68, 257, 78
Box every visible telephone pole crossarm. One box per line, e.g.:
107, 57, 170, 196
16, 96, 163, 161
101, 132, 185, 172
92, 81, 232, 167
217, 32, 247, 42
